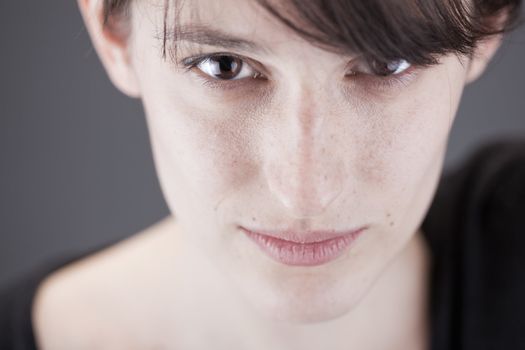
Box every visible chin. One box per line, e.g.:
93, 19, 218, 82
250, 287, 361, 324
224, 231, 376, 324
232, 270, 366, 325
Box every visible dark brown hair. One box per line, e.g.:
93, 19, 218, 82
102, 0, 522, 66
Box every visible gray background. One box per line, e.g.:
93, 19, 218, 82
0, 2, 524, 288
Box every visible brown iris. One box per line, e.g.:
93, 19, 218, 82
369, 59, 405, 76
207, 55, 243, 79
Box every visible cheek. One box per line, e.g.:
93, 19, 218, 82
142, 88, 260, 208
351, 64, 462, 193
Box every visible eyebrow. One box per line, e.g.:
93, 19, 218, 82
168, 24, 270, 54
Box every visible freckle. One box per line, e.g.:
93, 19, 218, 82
386, 212, 391, 217
389, 221, 394, 226
252, 217, 256, 222
324, 174, 328, 181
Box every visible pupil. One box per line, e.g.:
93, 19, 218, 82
212, 56, 240, 79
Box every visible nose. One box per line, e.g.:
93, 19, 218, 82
262, 91, 345, 219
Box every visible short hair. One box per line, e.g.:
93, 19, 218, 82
102, 0, 523, 66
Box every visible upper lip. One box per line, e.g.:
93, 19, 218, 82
239, 225, 367, 244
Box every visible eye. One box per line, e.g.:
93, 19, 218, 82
192, 54, 260, 80
344, 57, 419, 92
349, 58, 412, 77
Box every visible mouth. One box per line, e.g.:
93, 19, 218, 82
238, 226, 367, 267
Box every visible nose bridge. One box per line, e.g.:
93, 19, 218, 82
263, 86, 345, 218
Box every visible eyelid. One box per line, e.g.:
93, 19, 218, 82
344, 64, 422, 96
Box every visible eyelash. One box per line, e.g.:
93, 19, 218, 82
179, 52, 420, 92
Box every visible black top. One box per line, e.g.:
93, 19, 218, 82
1, 139, 525, 350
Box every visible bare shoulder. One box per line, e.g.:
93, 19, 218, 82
32, 216, 179, 350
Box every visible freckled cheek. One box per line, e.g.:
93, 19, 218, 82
190, 133, 248, 196
351, 90, 452, 193
156, 108, 256, 202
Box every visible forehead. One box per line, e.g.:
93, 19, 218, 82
148, 0, 323, 54
176, 0, 278, 34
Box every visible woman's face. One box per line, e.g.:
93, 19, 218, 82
116, 0, 476, 322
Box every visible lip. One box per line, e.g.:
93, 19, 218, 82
239, 226, 366, 267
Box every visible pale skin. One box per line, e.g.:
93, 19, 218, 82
32, 0, 504, 349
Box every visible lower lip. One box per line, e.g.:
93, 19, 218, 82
241, 228, 365, 267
